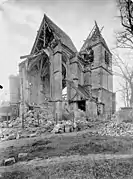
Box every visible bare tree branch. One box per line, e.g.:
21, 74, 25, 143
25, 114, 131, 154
116, 0, 133, 49
112, 50, 133, 106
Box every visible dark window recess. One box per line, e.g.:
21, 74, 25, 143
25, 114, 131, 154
77, 100, 86, 111
105, 51, 109, 65
97, 105, 101, 116
62, 64, 66, 89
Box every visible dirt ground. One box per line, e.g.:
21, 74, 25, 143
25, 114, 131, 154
1, 129, 133, 178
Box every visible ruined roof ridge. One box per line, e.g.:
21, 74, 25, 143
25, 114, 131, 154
31, 14, 77, 54
80, 21, 111, 54
44, 14, 77, 53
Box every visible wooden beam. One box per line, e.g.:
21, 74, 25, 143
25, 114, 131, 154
20, 49, 40, 60
39, 57, 43, 73
38, 37, 44, 41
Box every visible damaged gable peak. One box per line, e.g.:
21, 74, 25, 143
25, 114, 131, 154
31, 14, 77, 55
80, 21, 111, 54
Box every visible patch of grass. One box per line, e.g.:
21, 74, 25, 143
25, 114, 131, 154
47, 158, 133, 179
1, 158, 133, 179
0, 139, 54, 162
2, 134, 133, 165
66, 139, 131, 155
0, 171, 28, 179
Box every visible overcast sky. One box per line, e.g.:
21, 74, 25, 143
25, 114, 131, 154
0, 0, 123, 108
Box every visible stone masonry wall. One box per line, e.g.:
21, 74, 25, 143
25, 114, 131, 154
91, 68, 101, 89
101, 68, 113, 92
101, 89, 113, 116
92, 44, 102, 68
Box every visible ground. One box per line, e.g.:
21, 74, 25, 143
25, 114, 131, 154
1, 129, 133, 178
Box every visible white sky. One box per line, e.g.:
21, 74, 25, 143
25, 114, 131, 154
0, 0, 126, 109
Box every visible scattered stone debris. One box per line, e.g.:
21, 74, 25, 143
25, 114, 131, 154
0, 107, 93, 139
1, 106, 132, 140
98, 118, 133, 137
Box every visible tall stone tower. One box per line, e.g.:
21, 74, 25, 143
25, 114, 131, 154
80, 22, 115, 116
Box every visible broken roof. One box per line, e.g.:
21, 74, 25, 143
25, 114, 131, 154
31, 14, 77, 54
80, 21, 111, 54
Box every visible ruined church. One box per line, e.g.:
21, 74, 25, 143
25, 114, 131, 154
18, 14, 116, 122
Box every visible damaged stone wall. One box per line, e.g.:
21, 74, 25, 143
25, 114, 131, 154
29, 67, 39, 105
91, 68, 101, 89
19, 62, 55, 126
91, 44, 102, 67
91, 88, 114, 116
101, 69, 113, 91
86, 100, 97, 117
90, 40, 114, 117
69, 58, 79, 100
28, 70, 50, 105
19, 58, 51, 107
77, 63, 84, 86
101, 88, 113, 117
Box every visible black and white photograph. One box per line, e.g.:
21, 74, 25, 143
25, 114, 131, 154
0, 0, 133, 178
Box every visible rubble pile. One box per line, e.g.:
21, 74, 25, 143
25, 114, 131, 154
2, 106, 127, 140
0, 106, 56, 141
23, 107, 54, 128
0, 106, 101, 140
98, 117, 133, 137
52, 109, 91, 133
1, 106, 54, 129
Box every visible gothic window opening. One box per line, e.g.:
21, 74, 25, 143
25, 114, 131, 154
105, 51, 109, 65
62, 64, 67, 100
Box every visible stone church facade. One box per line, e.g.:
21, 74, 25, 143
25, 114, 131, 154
18, 14, 116, 122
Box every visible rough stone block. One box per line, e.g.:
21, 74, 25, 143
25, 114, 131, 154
4, 157, 15, 166
8, 134, 16, 140
65, 126, 70, 133
30, 133, 37, 138
1, 136, 9, 141
18, 153, 28, 160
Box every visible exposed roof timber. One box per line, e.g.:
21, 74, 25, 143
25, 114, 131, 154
27, 52, 46, 72
31, 14, 77, 56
